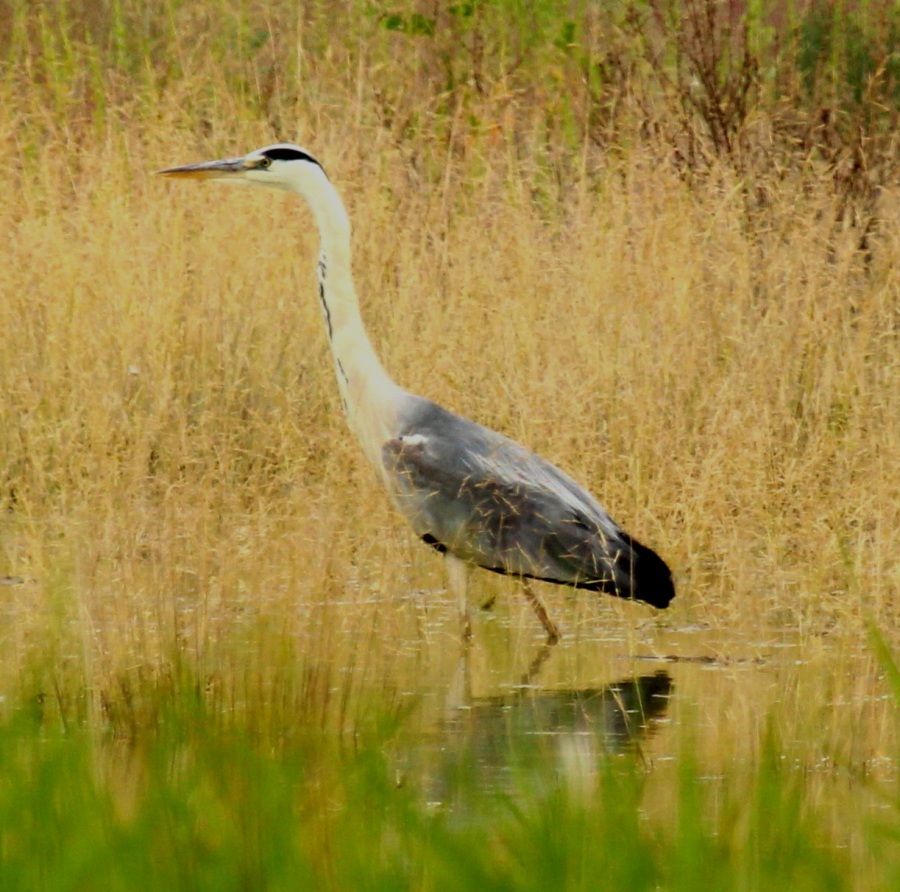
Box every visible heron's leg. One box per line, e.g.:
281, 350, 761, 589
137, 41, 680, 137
445, 554, 472, 642
445, 648, 472, 715
522, 580, 561, 644
518, 642, 554, 688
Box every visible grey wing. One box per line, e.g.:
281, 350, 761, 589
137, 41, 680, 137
381, 399, 674, 608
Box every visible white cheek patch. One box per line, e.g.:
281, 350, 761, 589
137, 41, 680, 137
399, 434, 427, 447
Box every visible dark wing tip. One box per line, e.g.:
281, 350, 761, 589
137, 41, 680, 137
623, 536, 676, 609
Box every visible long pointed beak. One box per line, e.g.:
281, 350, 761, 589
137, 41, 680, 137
156, 157, 249, 179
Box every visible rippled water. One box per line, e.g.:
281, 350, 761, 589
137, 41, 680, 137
344, 588, 899, 830
1, 549, 895, 849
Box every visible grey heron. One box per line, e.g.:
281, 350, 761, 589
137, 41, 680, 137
158, 144, 675, 642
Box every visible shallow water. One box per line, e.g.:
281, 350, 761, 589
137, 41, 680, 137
293, 582, 897, 835
0, 539, 895, 845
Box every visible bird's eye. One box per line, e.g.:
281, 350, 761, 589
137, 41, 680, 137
257, 157, 272, 169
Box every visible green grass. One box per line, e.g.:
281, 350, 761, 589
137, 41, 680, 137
0, 665, 895, 891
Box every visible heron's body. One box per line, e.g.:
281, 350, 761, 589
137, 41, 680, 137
386, 397, 673, 601
160, 143, 675, 640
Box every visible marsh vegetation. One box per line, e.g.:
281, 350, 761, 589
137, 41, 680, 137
0, 0, 898, 887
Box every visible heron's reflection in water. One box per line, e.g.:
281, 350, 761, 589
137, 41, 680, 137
417, 648, 673, 807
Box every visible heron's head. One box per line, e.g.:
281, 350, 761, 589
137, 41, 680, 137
157, 143, 327, 196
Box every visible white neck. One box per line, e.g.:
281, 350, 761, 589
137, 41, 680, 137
297, 172, 403, 466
